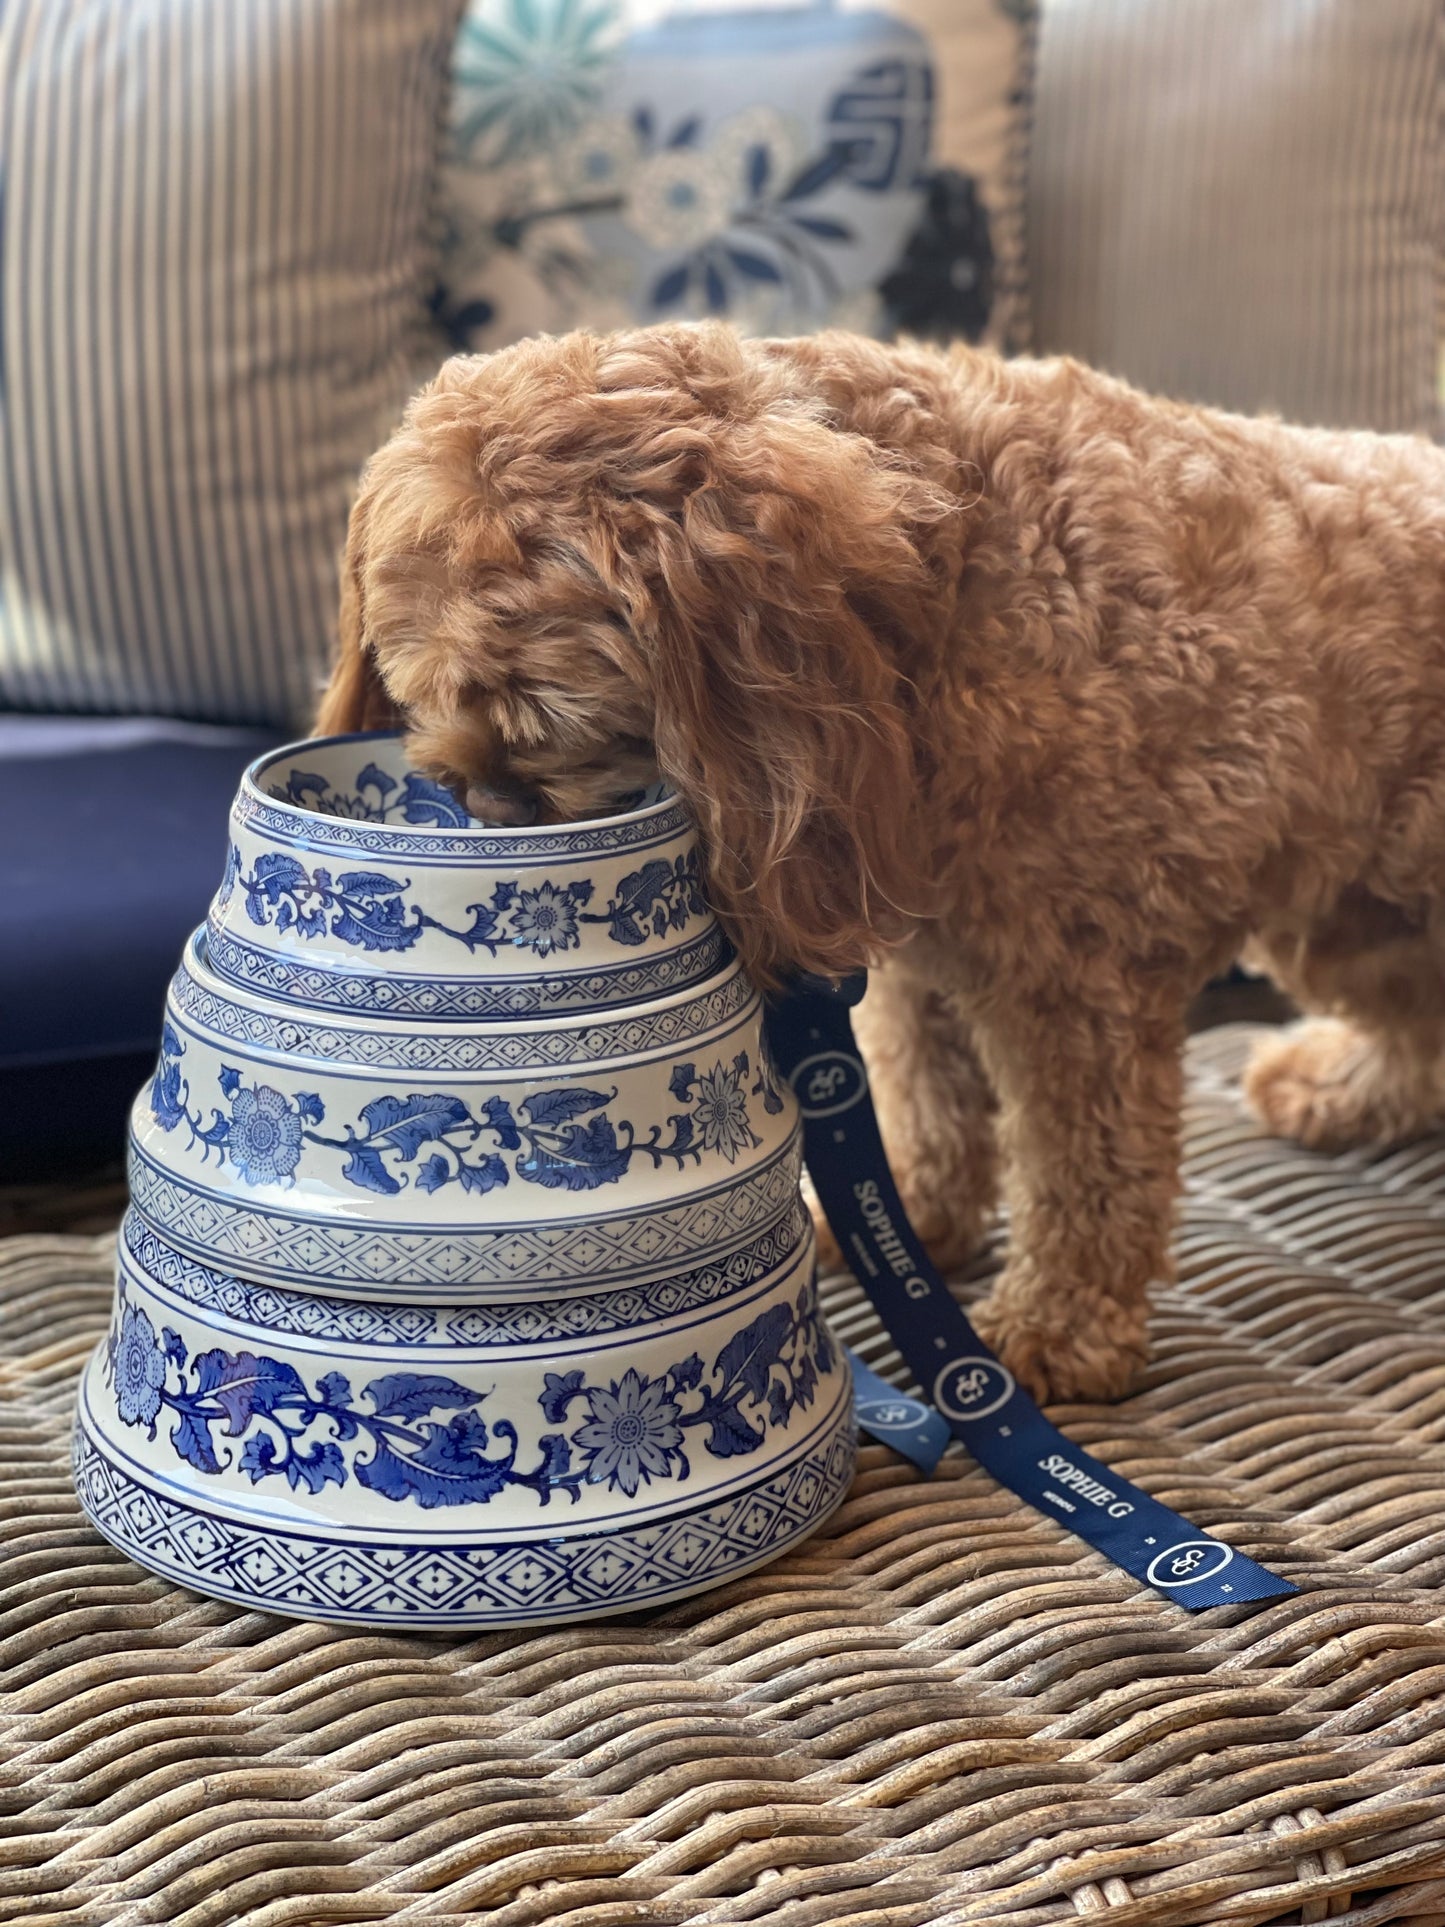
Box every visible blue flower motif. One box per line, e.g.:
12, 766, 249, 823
690, 1056, 759, 1164
509, 882, 581, 957
574, 1369, 683, 1495
112, 1303, 167, 1429
228, 1085, 303, 1186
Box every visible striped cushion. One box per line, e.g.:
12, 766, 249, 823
0, 0, 462, 727
1027, 0, 1443, 434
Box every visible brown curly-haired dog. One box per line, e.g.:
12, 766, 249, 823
316, 321, 1445, 1404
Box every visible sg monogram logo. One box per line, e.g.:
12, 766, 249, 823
787, 1051, 867, 1118
1145, 1540, 1235, 1589
933, 1355, 1016, 1423
807, 1063, 851, 1106
853, 1396, 929, 1433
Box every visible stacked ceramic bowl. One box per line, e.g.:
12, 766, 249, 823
73, 733, 855, 1627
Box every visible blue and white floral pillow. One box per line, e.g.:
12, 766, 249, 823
434, 0, 1029, 352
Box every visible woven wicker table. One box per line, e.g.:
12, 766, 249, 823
5, 1026, 1445, 1927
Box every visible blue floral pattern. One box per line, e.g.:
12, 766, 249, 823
269, 760, 471, 827
104, 1278, 834, 1508
150, 1029, 765, 1197
431, 0, 1016, 352
231, 848, 705, 958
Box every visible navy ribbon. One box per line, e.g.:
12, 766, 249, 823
768, 972, 1296, 1610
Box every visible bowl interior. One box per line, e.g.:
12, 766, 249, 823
249, 732, 668, 835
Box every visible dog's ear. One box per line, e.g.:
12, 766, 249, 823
632, 406, 954, 988
314, 496, 404, 736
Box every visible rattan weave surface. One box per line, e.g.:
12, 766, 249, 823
5, 1026, 1445, 1927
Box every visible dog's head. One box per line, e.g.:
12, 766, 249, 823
317, 322, 957, 982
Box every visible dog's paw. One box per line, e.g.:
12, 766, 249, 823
970, 1290, 1149, 1406
1243, 1019, 1441, 1152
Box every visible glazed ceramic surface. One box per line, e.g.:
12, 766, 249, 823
75, 733, 854, 1626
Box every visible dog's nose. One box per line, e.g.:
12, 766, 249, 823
465, 779, 540, 827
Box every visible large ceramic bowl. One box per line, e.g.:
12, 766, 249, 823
75, 733, 855, 1627
74, 1207, 853, 1626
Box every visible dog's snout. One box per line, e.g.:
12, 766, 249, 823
465, 778, 540, 827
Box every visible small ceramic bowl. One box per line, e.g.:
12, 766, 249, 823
207, 733, 730, 1021
75, 733, 855, 1627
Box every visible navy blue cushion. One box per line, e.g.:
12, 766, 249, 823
1, 717, 283, 1175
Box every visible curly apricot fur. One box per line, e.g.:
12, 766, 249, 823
319, 323, 1445, 1403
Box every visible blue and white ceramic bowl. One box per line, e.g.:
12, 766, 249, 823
74, 734, 855, 1627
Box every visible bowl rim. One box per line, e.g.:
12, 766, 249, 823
245, 729, 680, 840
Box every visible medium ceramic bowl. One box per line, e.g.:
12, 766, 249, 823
130, 927, 801, 1296
75, 733, 856, 1627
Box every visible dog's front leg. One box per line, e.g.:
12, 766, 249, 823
968, 986, 1188, 1404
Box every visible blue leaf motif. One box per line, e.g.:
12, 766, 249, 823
218, 1066, 242, 1100
293, 1092, 325, 1126
334, 871, 405, 897
399, 773, 471, 827
791, 213, 853, 242
517, 1114, 629, 1190
341, 1143, 401, 1196
457, 1154, 508, 1195
239, 1434, 277, 1482
317, 1371, 351, 1406
780, 145, 849, 201
671, 1353, 704, 1393
520, 1087, 615, 1129
541, 1369, 586, 1423
160, 1022, 182, 1059
415, 1153, 451, 1195
150, 1056, 188, 1134
278, 772, 330, 808
728, 247, 781, 283
699, 1402, 766, 1459
331, 896, 425, 952
288, 1440, 347, 1495
192, 1350, 305, 1434
364, 1373, 484, 1420
536, 1433, 574, 1491
162, 1328, 188, 1369
360, 1093, 470, 1160
354, 762, 397, 799
667, 114, 700, 148
356, 1417, 511, 1508
605, 859, 679, 944
668, 1063, 697, 1103
652, 263, 690, 308
171, 1407, 222, 1474
480, 1095, 521, 1150
746, 143, 770, 195
251, 851, 307, 895
715, 1303, 793, 1404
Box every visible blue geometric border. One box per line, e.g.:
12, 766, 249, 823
169, 951, 752, 1072
126, 1133, 804, 1294
73, 1408, 856, 1626
201, 922, 732, 1024
237, 782, 693, 864
120, 1200, 813, 1346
